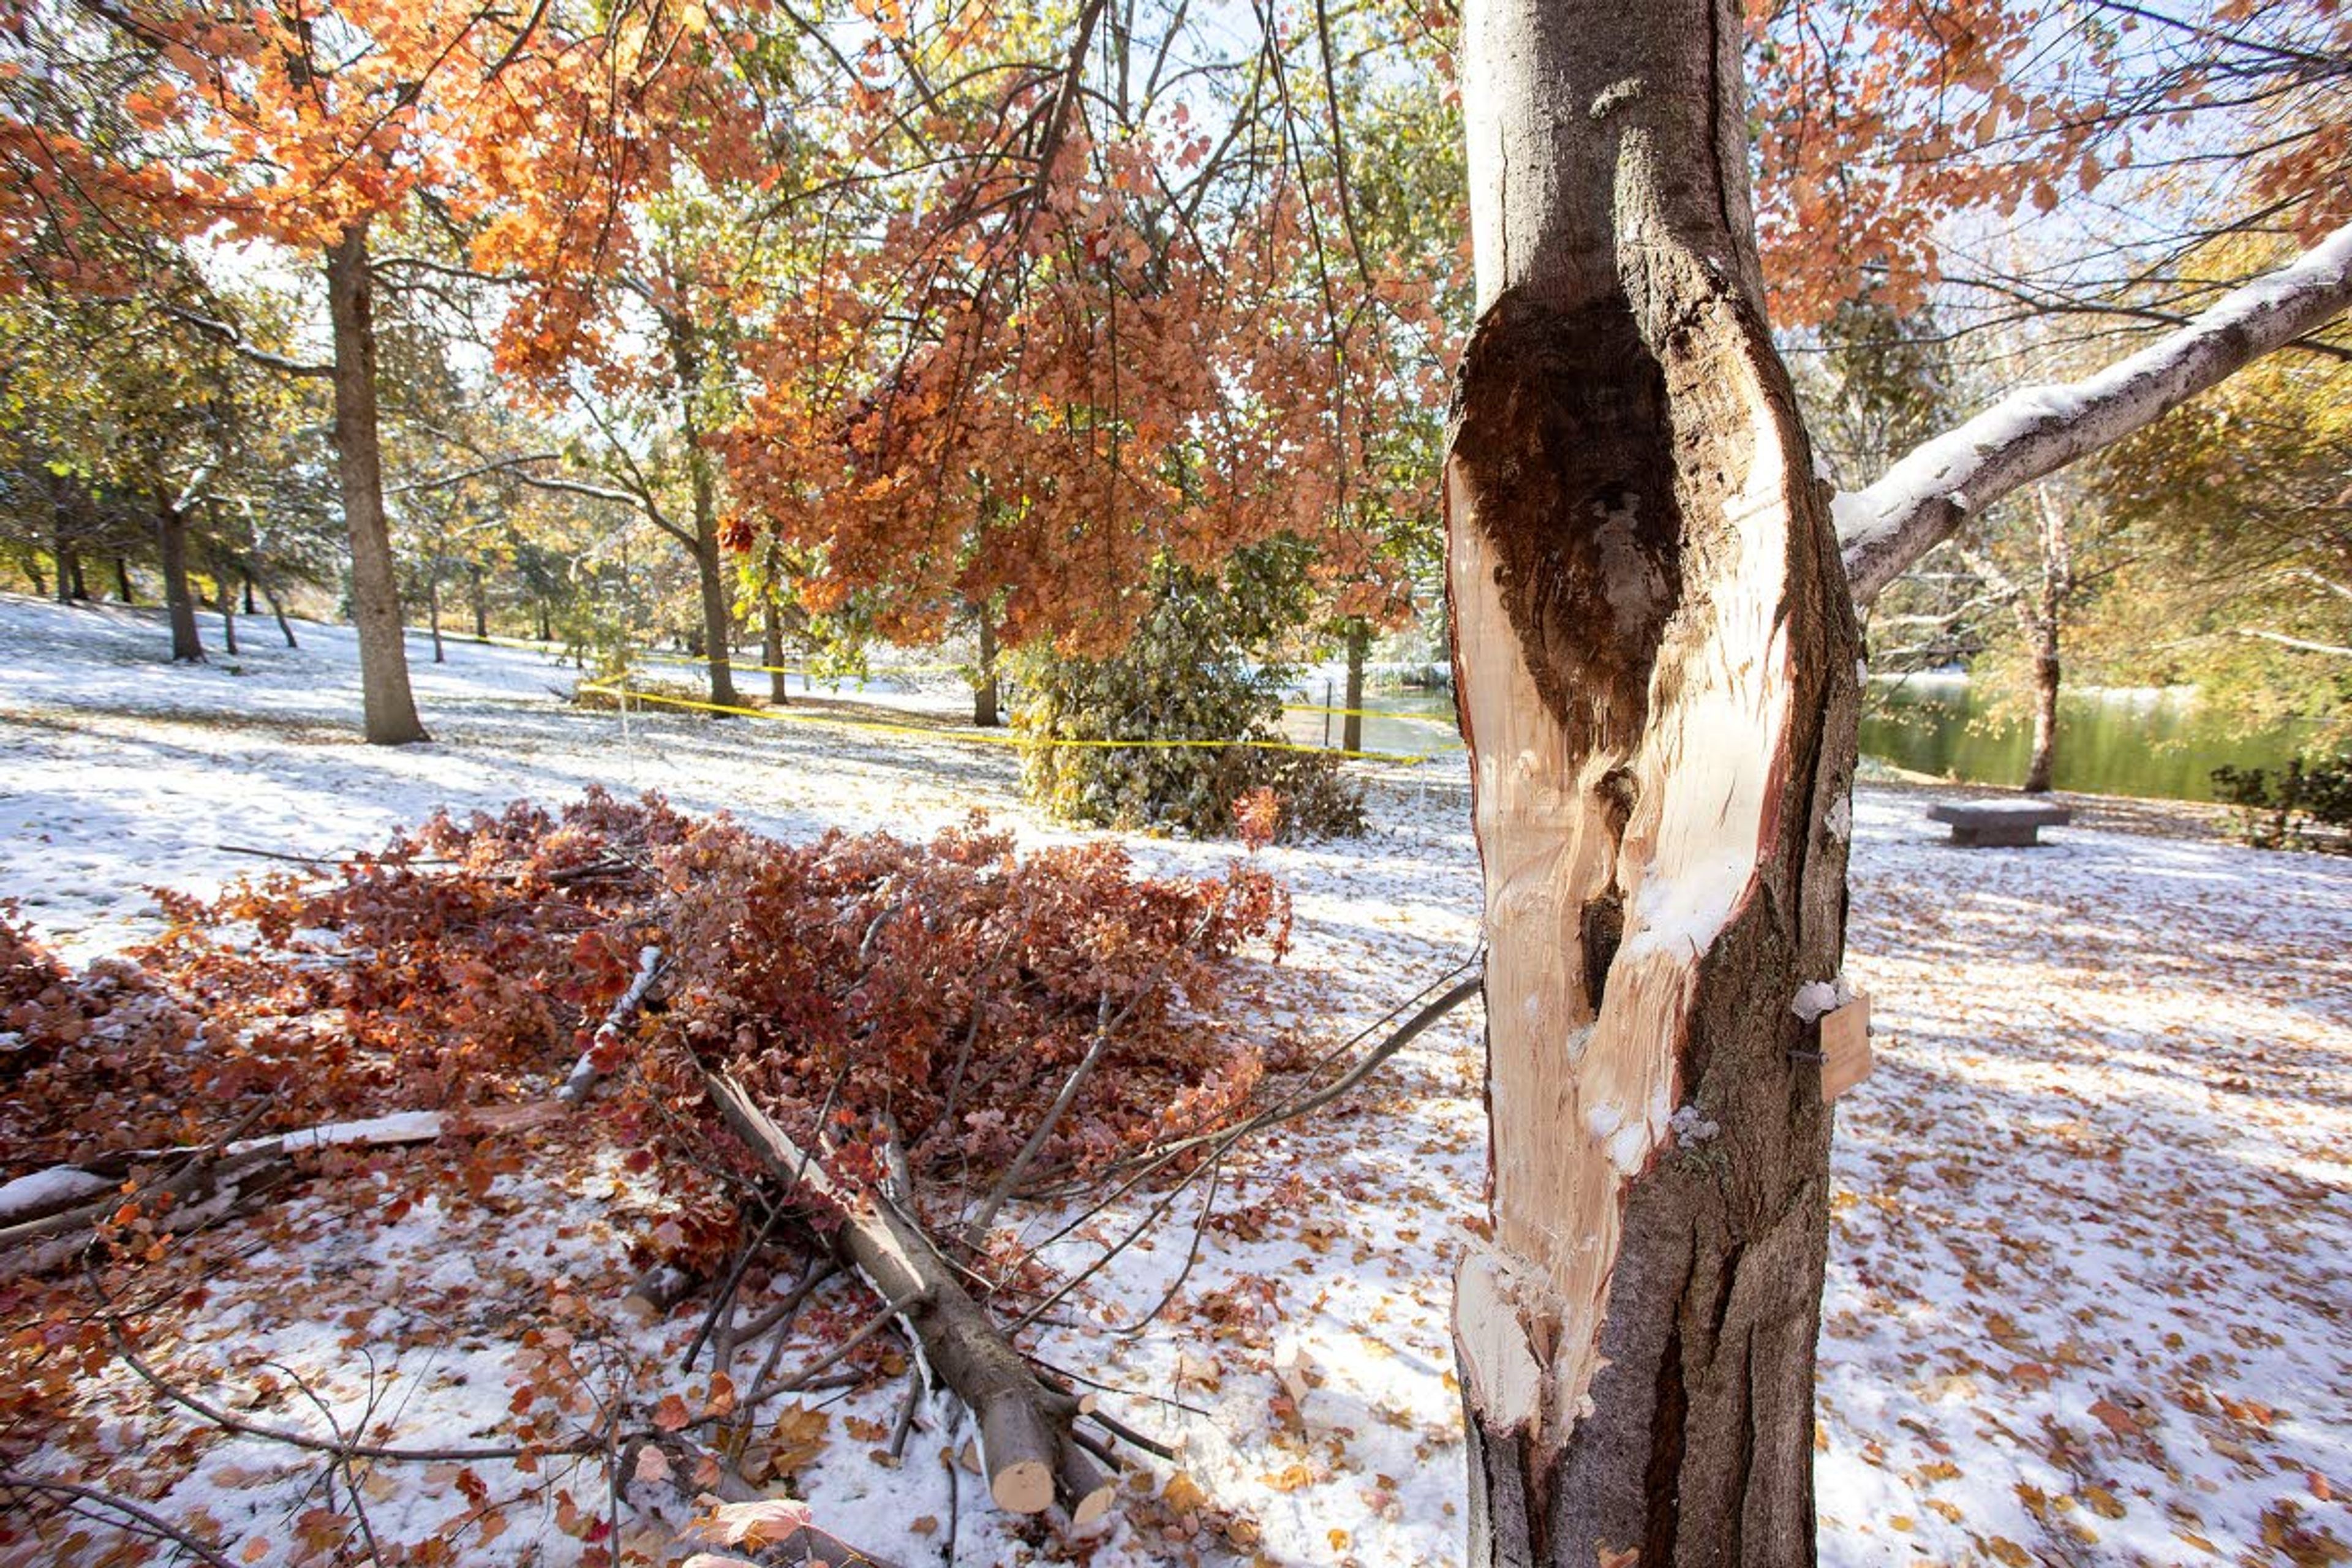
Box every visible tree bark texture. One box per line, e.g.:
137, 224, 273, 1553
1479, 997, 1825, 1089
113, 556, 134, 604
2023, 633, 2060, 794
1447, 1, 1862, 1563
1343, 621, 1369, 752
975, 614, 1001, 728
671, 319, 741, 713
156, 498, 204, 663
764, 590, 790, 705
325, 223, 429, 745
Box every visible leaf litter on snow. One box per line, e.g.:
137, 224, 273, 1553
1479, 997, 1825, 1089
4, 593, 2351, 1567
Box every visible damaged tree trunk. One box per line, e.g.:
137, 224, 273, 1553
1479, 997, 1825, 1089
1446, 0, 1862, 1561
702, 1071, 1114, 1526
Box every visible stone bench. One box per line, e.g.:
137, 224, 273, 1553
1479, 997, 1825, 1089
1926, 800, 2073, 847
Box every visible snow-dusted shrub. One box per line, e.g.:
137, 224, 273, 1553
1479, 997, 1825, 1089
2211, 750, 2352, 851
1011, 562, 1365, 841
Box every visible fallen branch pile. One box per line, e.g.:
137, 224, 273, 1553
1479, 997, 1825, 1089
1, 788, 1324, 1550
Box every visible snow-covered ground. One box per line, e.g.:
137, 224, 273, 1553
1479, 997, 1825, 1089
3, 592, 2348, 1567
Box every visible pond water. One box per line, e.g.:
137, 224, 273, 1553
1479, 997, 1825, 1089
1277, 674, 2312, 804
1858, 676, 2312, 802
1280, 683, 1463, 760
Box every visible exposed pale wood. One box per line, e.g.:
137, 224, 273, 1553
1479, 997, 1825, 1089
982, 1400, 1055, 1512
1449, 0, 1862, 1558
1056, 1441, 1116, 1527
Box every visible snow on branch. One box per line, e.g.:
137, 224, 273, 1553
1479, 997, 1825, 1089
1836, 224, 2352, 606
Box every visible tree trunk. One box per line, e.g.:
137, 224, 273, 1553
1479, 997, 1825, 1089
669, 316, 741, 714
427, 573, 445, 663
260, 579, 298, 648
216, 575, 239, 657
50, 479, 80, 605
538, 601, 552, 643
691, 527, 739, 710
1343, 621, 1368, 752
2022, 628, 2060, 794
1447, 2, 1863, 1562
974, 613, 1001, 728
470, 564, 488, 640
51, 537, 77, 603
2020, 488, 2071, 796
325, 223, 429, 745
763, 587, 790, 706
156, 499, 204, 663
242, 573, 257, 616
113, 556, 134, 605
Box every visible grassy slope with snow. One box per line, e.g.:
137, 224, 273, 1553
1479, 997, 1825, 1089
2, 592, 2348, 1567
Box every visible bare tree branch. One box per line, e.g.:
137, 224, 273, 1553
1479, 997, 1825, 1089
156, 304, 334, 379
2236, 628, 2352, 658
1838, 223, 2352, 605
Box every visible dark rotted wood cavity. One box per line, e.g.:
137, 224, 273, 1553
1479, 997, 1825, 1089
1450, 290, 1685, 756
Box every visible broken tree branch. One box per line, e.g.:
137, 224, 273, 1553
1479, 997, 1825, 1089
562, 945, 665, 1104
1839, 222, 2352, 605
2, 1104, 560, 1280
700, 1069, 1110, 1522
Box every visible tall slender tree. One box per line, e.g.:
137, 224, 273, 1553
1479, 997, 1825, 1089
0, 0, 716, 741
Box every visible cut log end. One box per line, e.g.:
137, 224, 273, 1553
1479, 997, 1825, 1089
1066, 1479, 1116, 1529
989, 1457, 1055, 1514
1057, 1439, 1116, 1528
979, 1387, 1058, 1513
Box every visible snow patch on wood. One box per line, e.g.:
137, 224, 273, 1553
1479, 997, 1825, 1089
1839, 224, 2352, 604
1792, 976, 1855, 1023
0, 1166, 112, 1223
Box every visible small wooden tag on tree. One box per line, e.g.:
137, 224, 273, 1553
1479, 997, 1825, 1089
1819, 995, 1873, 1102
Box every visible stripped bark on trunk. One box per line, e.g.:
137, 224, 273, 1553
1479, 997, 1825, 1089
1448, 0, 1861, 1559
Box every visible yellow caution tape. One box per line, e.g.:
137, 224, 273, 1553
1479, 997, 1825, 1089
426, 625, 1449, 724
578, 680, 1461, 764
